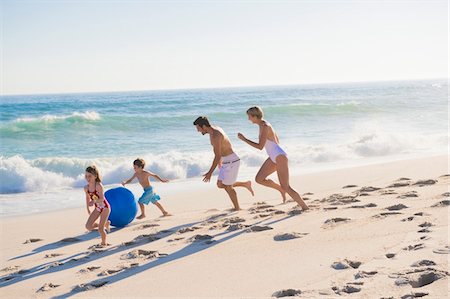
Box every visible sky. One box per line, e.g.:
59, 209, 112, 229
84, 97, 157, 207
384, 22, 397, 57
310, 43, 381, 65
1, 0, 448, 95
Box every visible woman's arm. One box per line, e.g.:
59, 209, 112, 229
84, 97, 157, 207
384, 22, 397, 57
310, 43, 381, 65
238, 124, 268, 150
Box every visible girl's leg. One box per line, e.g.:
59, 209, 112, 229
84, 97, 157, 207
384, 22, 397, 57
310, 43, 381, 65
275, 155, 309, 210
85, 210, 101, 231
255, 158, 286, 203
98, 208, 110, 245
154, 202, 171, 216
137, 203, 146, 219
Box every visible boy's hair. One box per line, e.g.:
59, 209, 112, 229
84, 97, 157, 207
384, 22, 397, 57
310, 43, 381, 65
85, 165, 102, 182
133, 158, 145, 168
193, 116, 211, 128
247, 106, 264, 119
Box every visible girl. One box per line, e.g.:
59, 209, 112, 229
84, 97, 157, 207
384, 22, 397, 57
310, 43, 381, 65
238, 106, 308, 210
84, 165, 111, 246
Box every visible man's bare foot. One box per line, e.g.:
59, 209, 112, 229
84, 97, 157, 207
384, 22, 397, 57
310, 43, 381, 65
137, 214, 146, 219
244, 181, 255, 196
162, 212, 172, 217
105, 220, 111, 233
99, 243, 111, 247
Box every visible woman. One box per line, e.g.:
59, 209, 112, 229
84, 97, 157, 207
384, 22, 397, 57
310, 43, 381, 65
238, 106, 308, 210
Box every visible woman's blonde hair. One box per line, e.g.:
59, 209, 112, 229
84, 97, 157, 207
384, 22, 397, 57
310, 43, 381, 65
85, 165, 102, 182
246, 106, 264, 119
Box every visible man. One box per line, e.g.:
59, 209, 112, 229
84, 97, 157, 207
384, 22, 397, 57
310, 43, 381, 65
193, 116, 254, 211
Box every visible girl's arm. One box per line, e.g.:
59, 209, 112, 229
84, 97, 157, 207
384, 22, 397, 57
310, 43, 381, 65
149, 172, 169, 183
84, 187, 92, 214
122, 174, 136, 186
238, 124, 268, 150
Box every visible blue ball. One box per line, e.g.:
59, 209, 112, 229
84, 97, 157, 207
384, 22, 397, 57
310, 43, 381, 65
105, 187, 137, 227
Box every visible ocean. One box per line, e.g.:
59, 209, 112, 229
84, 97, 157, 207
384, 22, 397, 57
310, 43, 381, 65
0, 79, 447, 216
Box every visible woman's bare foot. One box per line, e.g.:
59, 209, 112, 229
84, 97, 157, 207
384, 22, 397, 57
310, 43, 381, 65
99, 243, 111, 247
105, 220, 111, 233
280, 191, 287, 203
137, 214, 146, 219
244, 181, 255, 196
162, 212, 172, 217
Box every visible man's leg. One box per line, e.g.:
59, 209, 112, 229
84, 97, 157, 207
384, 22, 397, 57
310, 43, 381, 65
233, 181, 254, 196
218, 180, 241, 211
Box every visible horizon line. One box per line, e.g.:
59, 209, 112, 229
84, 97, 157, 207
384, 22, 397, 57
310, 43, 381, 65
1, 77, 447, 97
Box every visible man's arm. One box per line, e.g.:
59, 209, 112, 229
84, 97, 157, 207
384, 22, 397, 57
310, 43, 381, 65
203, 134, 222, 182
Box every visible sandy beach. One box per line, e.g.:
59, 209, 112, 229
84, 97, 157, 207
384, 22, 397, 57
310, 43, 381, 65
0, 155, 448, 298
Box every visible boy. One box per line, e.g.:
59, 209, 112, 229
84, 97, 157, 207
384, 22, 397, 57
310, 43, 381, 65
122, 158, 171, 219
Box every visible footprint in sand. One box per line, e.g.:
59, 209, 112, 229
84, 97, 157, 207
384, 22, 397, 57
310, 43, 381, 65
400, 292, 429, 299
272, 289, 302, 297
23, 238, 43, 244
323, 218, 350, 226
78, 266, 101, 273
73, 281, 108, 292
331, 259, 362, 270
440, 192, 450, 197
1, 266, 20, 272
177, 226, 201, 234
348, 203, 377, 209
412, 179, 437, 187
247, 225, 273, 232
342, 184, 358, 189
397, 191, 418, 199
358, 186, 381, 192
222, 217, 246, 226
431, 200, 450, 207
273, 232, 308, 241
167, 237, 185, 242
135, 223, 160, 230
432, 246, 450, 254
37, 283, 60, 292
386, 253, 396, 259
380, 189, 398, 195
411, 260, 436, 267
332, 284, 361, 294
44, 253, 63, 258
354, 270, 377, 279
226, 223, 250, 232
189, 234, 214, 244
392, 268, 448, 288
403, 243, 425, 251
121, 249, 166, 260
358, 192, 370, 196
303, 192, 314, 195
387, 181, 411, 188
385, 204, 408, 211
373, 212, 403, 218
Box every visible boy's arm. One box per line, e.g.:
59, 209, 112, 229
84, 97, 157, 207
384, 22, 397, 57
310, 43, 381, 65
148, 172, 169, 183
122, 174, 136, 186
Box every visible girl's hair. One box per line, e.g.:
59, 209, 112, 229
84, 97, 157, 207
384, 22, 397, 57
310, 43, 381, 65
246, 106, 264, 119
85, 165, 102, 182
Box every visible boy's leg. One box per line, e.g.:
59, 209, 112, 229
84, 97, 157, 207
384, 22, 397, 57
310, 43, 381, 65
137, 202, 146, 219
153, 201, 171, 216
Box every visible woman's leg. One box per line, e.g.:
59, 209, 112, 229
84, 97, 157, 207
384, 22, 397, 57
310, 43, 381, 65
275, 155, 309, 210
98, 208, 110, 245
85, 210, 101, 231
255, 158, 286, 203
